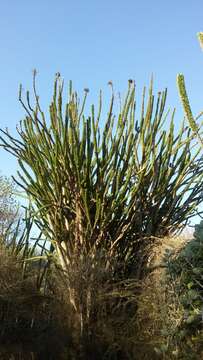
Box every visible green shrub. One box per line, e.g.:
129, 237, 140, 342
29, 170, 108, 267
161, 226, 203, 358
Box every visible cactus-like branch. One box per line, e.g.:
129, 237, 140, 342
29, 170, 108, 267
1, 75, 203, 281
177, 73, 203, 147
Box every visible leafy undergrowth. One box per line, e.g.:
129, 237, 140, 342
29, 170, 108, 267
161, 223, 203, 358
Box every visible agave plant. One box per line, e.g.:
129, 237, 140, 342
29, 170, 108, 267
1, 73, 203, 336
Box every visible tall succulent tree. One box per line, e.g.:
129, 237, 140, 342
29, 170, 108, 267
1, 73, 203, 332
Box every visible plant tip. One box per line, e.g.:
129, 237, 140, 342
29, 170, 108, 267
197, 32, 203, 49
32, 69, 37, 77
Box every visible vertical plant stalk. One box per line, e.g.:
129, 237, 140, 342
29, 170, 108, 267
177, 74, 203, 147
177, 32, 203, 148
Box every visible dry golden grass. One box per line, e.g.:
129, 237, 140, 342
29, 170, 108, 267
0, 242, 71, 360
0, 232, 200, 359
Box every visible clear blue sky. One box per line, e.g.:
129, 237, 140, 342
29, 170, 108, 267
0, 0, 203, 224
